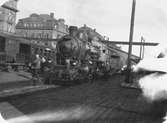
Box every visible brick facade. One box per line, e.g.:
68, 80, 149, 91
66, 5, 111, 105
15, 12, 69, 57
0, 0, 19, 62
16, 13, 69, 40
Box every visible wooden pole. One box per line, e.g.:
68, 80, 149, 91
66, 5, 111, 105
139, 37, 143, 59
125, 0, 136, 83
142, 37, 145, 59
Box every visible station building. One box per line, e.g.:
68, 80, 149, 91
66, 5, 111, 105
0, 0, 139, 66
0, 2, 69, 63
0, 0, 20, 63
0, 0, 18, 33
15, 12, 69, 60
16, 13, 69, 39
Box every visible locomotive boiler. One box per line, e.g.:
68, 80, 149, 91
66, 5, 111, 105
56, 35, 88, 65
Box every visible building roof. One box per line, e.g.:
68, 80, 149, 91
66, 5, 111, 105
107, 45, 140, 61
19, 13, 56, 22
1, 0, 18, 12
39, 14, 55, 21
16, 13, 61, 30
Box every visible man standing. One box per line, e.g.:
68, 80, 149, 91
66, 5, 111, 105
31, 54, 41, 85
41, 56, 46, 73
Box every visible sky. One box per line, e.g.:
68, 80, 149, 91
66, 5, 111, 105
1, 0, 167, 57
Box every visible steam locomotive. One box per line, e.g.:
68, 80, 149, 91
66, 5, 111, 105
44, 26, 123, 84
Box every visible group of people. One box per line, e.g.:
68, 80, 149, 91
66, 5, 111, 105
28, 54, 54, 85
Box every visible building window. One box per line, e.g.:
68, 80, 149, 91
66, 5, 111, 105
24, 23, 27, 27
54, 25, 57, 29
38, 33, 42, 38
34, 24, 37, 28
0, 37, 5, 52
23, 33, 27, 37
46, 33, 49, 39
31, 33, 35, 38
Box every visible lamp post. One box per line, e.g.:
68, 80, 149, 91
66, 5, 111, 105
125, 0, 136, 84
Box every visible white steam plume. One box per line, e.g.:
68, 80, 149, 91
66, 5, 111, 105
134, 45, 167, 123
163, 114, 167, 123
0, 113, 8, 123
133, 57, 167, 73
6, 106, 94, 123
134, 56, 167, 101
139, 73, 167, 101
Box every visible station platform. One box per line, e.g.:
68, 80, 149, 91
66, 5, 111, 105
0, 71, 58, 98
0, 71, 32, 91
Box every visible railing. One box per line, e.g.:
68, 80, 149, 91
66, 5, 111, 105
0, 54, 14, 63
16, 54, 30, 64
0, 54, 28, 71
0, 53, 30, 64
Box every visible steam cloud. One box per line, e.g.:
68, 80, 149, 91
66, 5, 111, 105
4, 106, 94, 123
134, 47, 167, 123
139, 73, 167, 101
0, 113, 8, 123
134, 57, 167, 102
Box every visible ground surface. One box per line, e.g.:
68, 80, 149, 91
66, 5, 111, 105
0, 71, 32, 91
0, 74, 165, 123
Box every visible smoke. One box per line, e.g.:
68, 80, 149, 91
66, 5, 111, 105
134, 50, 167, 122
0, 113, 8, 123
133, 57, 167, 73
163, 114, 167, 123
6, 106, 94, 123
134, 57, 167, 102
139, 73, 167, 101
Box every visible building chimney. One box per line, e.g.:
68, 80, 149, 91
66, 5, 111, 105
50, 12, 54, 18
69, 26, 78, 37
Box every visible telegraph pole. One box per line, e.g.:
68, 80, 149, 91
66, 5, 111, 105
125, 0, 136, 84
139, 37, 143, 59
142, 37, 145, 59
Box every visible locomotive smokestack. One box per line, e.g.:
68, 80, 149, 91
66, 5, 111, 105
69, 26, 78, 37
